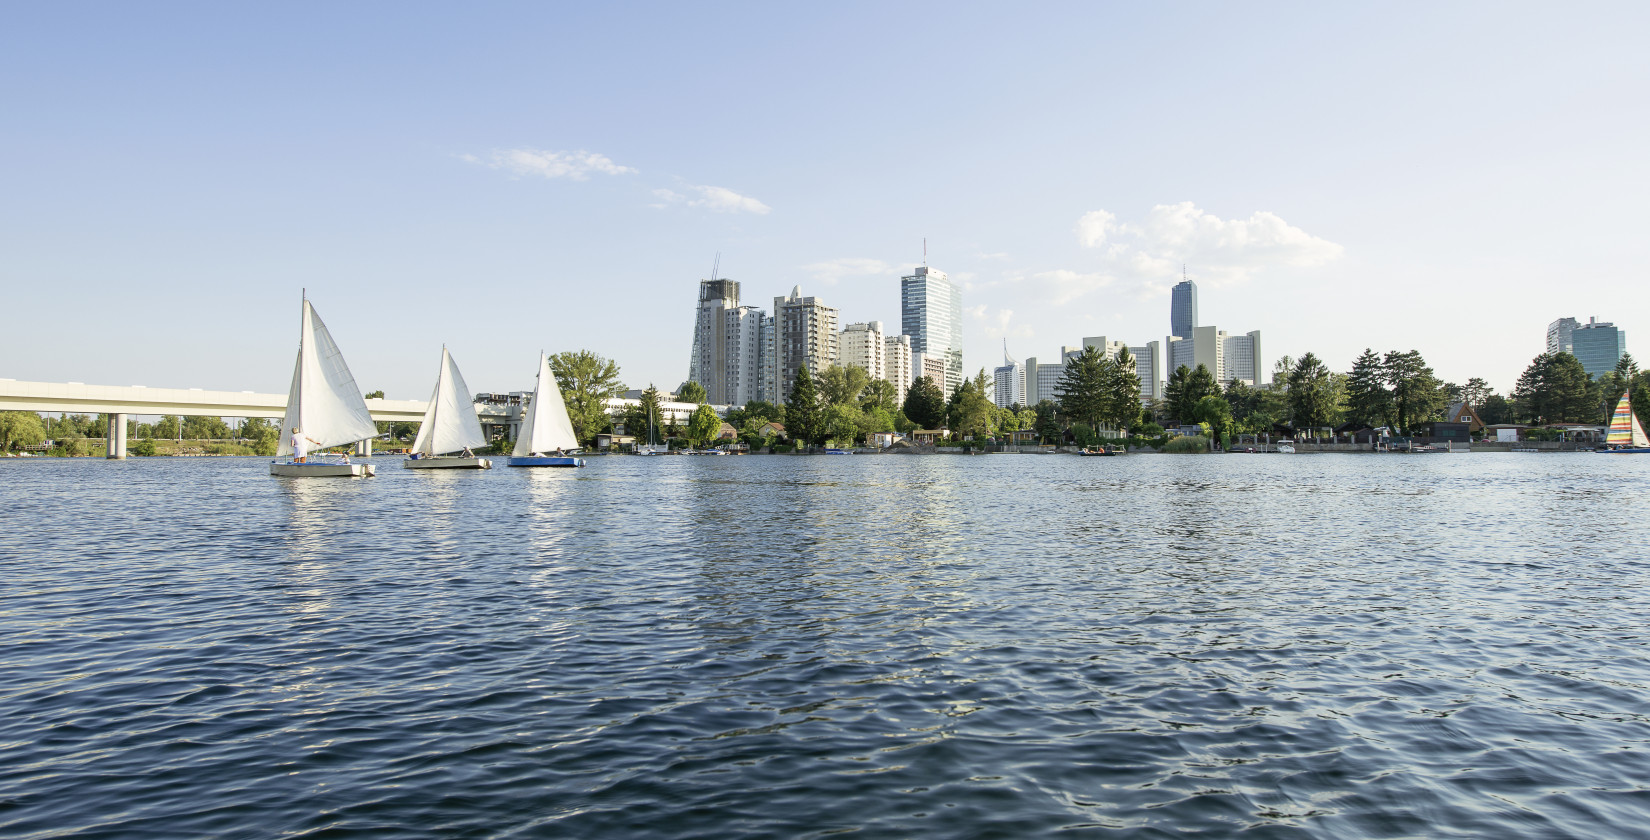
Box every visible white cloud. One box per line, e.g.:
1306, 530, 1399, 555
999, 268, 1115, 306
468, 148, 637, 180
801, 257, 894, 285
1075, 202, 1342, 291
967, 304, 1031, 340
651, 183, 771, 215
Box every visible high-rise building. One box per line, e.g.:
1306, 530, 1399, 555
1023, 356, 1067, 406
993, 341, 1025, 408
1547, 317, 1580, 356
885, 335, 912, 406
1221, 330, 1263, 385
1571, 317, 1626, 380
1130, 340, 1161, 402
723, 305, 766, 406
840, 321, 886, 383
1171, 278, 1198, 338
772, 286, 839, 403
759, 313, 777, 403
901, 265, 963, 395
689, 279, 740, 404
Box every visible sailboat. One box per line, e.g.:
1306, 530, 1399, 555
1602, 390, 1650, 453
507, 353, 587, 467
270, 296, 379, 477
404, 346, 492, 469
635, 400, 668, 455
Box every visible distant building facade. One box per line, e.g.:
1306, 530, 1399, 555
1164, 325, 1261, 385
1023, 357, 1066, 406
993, 342, 1025, 408
1171, 279, 1198, 339
1571, 317, 1626, 380
901, 265, 963, 395
689, 279, 741, 405
885, 334, 912, 405
1547, 317, 1580, 356
772, 286, 839, 403
840, 321, 886, 383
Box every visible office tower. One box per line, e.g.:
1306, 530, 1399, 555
1022, 356, 1068, 406
758, 313, 777, 403
1547, 317, 1580, 356
689, 279, 740, 404
885, 334, 912, 405
1171, 278, 1198, 338
772, 286, 840, 403
1129, 340, 1161, 402
993, 341, 1025, 408
1571, 317, 1626, 380
901, 265, 963, 395
840, 321, 886, 383
1220, 330, 1263, 385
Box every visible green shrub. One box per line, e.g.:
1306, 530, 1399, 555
129, 439, 157, 457
1163, 435, 1211, 454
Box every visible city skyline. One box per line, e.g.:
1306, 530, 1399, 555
3, 4, 1649, 401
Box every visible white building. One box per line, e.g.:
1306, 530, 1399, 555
993, 341, 1025, 408
689, 279, 741, 405
723, 305, 766, 406
885, 334, 912, 405
1164, 326, 1261, 385
840, 321, 886, 383
1022, 357, 1067, 406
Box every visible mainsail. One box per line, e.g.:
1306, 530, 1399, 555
276, 299, 380, 455
411, 347, 488, 456
513, 353, 581, 456
1606, 391, 1650, 448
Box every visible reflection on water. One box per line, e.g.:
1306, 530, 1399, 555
3, 453, 1650, 839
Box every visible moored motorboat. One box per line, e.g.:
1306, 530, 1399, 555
269, 295, 378, 478
403, 346, 492, 469
506, 353, 587, 468
1275, 439, 1296, 454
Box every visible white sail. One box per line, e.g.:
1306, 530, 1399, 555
411, 347, 488, 455
276, 299, 379, 455
513, 353, 580, 456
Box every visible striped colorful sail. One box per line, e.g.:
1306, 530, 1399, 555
1606, 391, 1650, 447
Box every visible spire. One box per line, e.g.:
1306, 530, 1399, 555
1003, 337, 1016, 367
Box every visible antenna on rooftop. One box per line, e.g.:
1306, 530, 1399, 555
711, 252, 721, 282
923, 238, 927, 267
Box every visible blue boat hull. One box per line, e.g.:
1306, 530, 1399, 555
1601, 448, 1650, 454
507, 456, 586, 467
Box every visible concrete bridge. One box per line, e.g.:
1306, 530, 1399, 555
0, 379, 426, 459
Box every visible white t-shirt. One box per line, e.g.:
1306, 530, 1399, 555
290, 433, 307, 458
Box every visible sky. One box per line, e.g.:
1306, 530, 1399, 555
3, 2, 1648, 401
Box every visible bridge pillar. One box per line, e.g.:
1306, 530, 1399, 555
355, 438, 372, 457
106, 413, 128, 459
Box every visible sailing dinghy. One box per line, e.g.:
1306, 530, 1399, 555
271, 297, 379, 477
404, 346, 492, 469
507, 353, 586, 467
1603, 391, 1650, 453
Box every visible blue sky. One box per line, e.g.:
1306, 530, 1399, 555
4, 3, 1647, 400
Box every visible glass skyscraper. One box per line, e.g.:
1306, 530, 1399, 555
901, 266, 962, 395
1171, 279, 1197, 338
1571, 317, 1626, 380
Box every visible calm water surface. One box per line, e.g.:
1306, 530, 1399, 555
3, 453, 1649, 838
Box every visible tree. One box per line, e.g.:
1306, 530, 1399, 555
1345, 348, 1392, 429
1033, 400, 1062, 444
1223, 380, 1263, 432
1460, 377, 1495, 408
184, 416, 232, 440
1103, 347, 1142, 433
860, 380, 901, 415
1057, 346, 1109, 433
816, 364, 871, 406
1163, 365, 1190, 425
364, 390, 385, 400
1193, 395, 1233, 449
1384, 350, 1445, 434
1512, 352, 1595, 425
677, 380, 708, 405
949, 369, 997, 438
823, 404, 862, 446
685, 403, 721, 447
0, 411, 46, 451
858, 406, 897, 441
903, 375, 946, 429
241, 417, 279, 455
1479, 394, 1515, 425
786, 364, 824, 446
548, 351, 625, 445
742, 400, 784, 423
152, 415, 180, 439
1287, 353, 1335, 432
1182, 364, 1220, 423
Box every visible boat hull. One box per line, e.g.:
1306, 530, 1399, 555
507, 456, 586, 467
404, 457, 492, 469
270, 461, 375, 477
1601, 447, 1650, 454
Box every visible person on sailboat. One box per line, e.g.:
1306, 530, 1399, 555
290, 427, 320, 463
